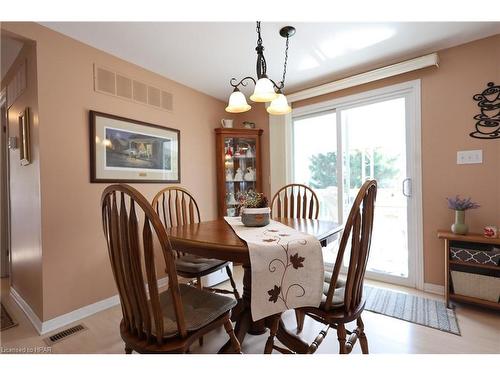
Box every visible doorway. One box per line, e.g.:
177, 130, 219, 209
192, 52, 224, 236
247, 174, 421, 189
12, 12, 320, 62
0, 90, 10, 278
291, 81, 423, 288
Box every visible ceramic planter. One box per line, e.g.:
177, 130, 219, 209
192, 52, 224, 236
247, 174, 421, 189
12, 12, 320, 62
241, 207, 270, 227
451, 210, 468, 235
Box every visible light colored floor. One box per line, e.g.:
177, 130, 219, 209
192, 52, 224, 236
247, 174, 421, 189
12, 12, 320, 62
1, 266, 499, 354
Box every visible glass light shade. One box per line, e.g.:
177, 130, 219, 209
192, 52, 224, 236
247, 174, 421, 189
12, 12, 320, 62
225, 90, 251, 113
266, 93, 292, 115
250, 77, 278, 102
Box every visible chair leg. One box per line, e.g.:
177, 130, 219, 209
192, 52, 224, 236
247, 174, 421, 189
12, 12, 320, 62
124, 345, 132, 354
337, 323, 347, 354
295, 309, 305, 333
264, 315, 280, 354
357, 317, 369, 354
225, 265, 240, 300
196, 277, 204, 347
223, 319, 242, 354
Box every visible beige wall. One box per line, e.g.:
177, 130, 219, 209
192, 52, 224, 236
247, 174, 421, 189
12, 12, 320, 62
293, 34, 500, 286
1, 22, 243, 320
1, 38, 43, 318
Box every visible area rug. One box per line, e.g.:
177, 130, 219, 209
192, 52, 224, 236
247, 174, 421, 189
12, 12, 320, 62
1, 302, 18, 331
363, 286, 460, 335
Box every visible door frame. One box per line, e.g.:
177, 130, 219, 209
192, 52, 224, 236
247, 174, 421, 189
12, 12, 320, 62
0, 88, 11, 278
290, 80, 423, 289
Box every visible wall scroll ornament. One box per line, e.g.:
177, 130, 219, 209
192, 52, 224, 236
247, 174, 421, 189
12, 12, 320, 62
470, 82, 500, 139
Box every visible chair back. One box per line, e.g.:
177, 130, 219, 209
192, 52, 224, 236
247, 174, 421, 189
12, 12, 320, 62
152, 187, 201, 257
324, 180, 377, 312
152, 187, 201, 227
101, 184, 187, 345
271, 184, 319, 219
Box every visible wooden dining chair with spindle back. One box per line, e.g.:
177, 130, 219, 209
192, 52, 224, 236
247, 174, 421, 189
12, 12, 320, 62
152, 187, 240, 346
265, 180, 377, 354
271, 183, 320, 221
270, 183, 320, 332
101, 184, 241, 354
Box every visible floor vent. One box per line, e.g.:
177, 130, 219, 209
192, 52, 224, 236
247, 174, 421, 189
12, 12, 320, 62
44, 324, 87, 345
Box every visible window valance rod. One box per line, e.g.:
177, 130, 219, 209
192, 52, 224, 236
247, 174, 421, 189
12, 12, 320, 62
287, 53, 439, 103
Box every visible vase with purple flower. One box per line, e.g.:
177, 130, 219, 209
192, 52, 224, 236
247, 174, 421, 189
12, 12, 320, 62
446, 195, 480, 235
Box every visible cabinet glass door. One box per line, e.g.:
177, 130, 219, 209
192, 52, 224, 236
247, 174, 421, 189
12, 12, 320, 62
223, 136, 257, 217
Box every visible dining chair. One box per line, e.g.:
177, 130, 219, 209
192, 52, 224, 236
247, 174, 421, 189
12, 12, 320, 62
265, 179, 377, 354
270, 183, 320, 220
101, 184, 241, 354
270, 183, 320, 332
152, 187, 240, 346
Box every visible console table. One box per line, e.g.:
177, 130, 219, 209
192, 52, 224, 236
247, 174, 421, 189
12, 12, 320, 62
437, 230, 500, 310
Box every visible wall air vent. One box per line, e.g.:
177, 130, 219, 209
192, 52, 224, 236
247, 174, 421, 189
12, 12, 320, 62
43, 324, 87, 345
96, 67, 116, 95
116, 74, 132, 99
93, 64, 173, 112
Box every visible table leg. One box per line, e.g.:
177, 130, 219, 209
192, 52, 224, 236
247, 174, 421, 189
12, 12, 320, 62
219, 264, 267, 352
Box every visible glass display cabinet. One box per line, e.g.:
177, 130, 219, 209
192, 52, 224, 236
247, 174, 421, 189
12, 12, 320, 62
215, 128, 263, 218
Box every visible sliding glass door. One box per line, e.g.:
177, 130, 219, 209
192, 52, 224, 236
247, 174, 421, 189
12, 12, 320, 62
293, 111, 339, 223
292, 82, 421, 287
341, 98, 410, 282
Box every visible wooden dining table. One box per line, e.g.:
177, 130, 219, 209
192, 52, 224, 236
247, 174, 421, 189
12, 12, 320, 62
167, 217, 342, 353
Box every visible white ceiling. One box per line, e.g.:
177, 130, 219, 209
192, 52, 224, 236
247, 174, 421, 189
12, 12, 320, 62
40, 22, 500, 101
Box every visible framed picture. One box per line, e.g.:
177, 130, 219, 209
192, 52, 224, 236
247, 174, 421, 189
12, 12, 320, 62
89, 110, 180, 183
19, 108, 31, 166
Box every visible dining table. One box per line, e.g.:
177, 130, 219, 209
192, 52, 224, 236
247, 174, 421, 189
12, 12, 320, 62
167, 217, 342, 353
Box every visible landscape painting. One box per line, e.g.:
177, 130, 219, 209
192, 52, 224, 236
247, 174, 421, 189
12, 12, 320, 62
90, 111, 180, 182
104, 127, 172, 171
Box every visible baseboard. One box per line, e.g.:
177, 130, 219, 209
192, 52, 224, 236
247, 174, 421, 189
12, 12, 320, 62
10, 276, 169, 336
41, 294, 121, 335
10, 287, 43, 334
423, 283, 445, 296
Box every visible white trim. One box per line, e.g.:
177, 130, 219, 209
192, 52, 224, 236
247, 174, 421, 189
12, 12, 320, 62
288, 79, 424, 289
10, 276, 169, 335
287, 53, 439, 103
423, 283, 445, 296
10, 287, 43, 334
40, 295, 120, 335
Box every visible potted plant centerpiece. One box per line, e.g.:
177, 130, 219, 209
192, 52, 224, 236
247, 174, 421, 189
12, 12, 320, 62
446, 195, 480, 235
238, 191, 270, 227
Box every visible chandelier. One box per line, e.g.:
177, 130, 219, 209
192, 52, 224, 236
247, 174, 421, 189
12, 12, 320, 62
225, 21, 295, 116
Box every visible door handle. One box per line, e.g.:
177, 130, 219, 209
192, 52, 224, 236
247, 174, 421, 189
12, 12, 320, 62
402, 178, 412, 197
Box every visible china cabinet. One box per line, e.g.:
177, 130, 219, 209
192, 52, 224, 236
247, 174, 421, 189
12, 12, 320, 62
215, 128, 263, 218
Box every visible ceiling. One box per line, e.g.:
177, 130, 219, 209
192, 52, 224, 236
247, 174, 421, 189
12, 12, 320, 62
40, 22, 500, 101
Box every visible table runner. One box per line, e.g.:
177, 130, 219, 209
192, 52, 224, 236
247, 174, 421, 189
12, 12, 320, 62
224, 217, 324, 321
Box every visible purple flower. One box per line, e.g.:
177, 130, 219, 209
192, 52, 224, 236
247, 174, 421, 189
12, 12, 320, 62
446, 195, 480, 211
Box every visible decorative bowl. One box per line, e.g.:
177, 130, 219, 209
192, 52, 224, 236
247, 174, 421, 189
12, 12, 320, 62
241, 207, 270, 227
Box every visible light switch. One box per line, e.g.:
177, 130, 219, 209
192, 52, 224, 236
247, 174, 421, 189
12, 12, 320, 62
457, 150, 483, 165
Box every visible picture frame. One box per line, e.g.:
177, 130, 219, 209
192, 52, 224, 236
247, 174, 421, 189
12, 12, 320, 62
19, 107, 31, 166
89, 110, 180, 183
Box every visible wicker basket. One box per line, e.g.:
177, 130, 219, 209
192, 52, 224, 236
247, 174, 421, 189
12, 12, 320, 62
241, 207, 270, 227
451, 270, 500, 302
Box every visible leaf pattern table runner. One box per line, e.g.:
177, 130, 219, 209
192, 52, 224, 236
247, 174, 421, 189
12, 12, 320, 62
224, 217, 324, 321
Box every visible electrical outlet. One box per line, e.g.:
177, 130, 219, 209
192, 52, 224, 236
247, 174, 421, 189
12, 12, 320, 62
457, 150, 483, 165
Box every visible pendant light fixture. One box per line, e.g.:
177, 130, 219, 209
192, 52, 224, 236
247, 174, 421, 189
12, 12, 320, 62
225, 22, 295, 115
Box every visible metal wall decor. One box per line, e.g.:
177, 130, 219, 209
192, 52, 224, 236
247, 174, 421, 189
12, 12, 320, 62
470, 82, 500, 139
18, 107, 31, 166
